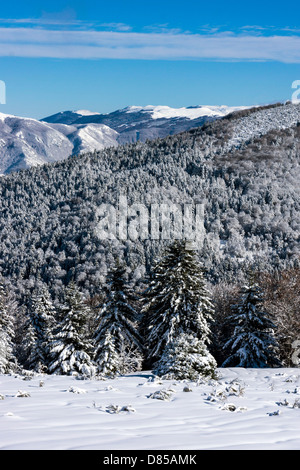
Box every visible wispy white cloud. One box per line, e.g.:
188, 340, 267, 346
0, 26, 299, 62
99, 23, 132, 32
0, 17, 132, 31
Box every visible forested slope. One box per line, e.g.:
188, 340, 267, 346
0, 101, 299, 302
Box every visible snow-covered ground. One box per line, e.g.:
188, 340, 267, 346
1, 368, 300, 450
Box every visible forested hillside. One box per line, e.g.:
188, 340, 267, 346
0, 101, 300, 303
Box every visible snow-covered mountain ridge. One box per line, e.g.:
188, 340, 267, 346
0, 104, 245, 174
0, 106, 243, 174
0, 101, 298, 175
0, 104, 248, 174
118, 104, 247, 120
43, 104, 247, 124
42, 104, 251, 147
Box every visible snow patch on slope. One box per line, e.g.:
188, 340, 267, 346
124, 104, 250, 120
74, 110, 101, 116
47, 122, 119, 155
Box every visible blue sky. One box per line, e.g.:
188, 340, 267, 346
0, 0, 300, 119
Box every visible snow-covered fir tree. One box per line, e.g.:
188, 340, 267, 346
48, 281, 96, 377
0, 282, 17, 373
23, 285, 56, 372
93, 261, 142, 375
94, 331, 121, 377
142, 240, 215, 365
153, 332, 217, 380
221, 279, 279, 368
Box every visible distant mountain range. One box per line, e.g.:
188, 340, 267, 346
42, 104, 248, 144
0, 104, 249, 174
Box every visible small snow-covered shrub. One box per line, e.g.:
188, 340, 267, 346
153, 333, 217, 381
68, 386, 87, 394
147, 389, 174, 401
104, 385, 119, 392
224, 380, 245, 397
276, 398, 300, 409
276, 399, 290, 407
119, 404, 136, 413
105, 404, 122, 414
220, 403, 237, 412
208, 381, 245, 403
96, 403, 136, 414
146, 376, 164, 385
20, 370, 35, 379
16, 390, 31, 397
268, 410, 281, 416
220, 403, 247, 412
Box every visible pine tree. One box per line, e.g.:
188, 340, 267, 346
48, 282, 96, 377
94, 331, 121, 377
153, 333, 217, 380
23, 285, 56, 372
93, 262, 142, 375
142, 240, 215, 365
222, 280, 279, 368
0, 283, 16, 373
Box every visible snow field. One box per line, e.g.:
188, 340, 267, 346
1, 368, 300, 450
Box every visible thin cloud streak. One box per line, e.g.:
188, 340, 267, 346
0, 27, 300, 62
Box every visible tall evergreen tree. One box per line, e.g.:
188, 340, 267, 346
0, 283, 16, 373
142, 240, 215, 365
94, 331, 121, 377
48, 282, 95, 377
93, 262, 142, 375
23, 285, 56, 372
222, 280, 279, 368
